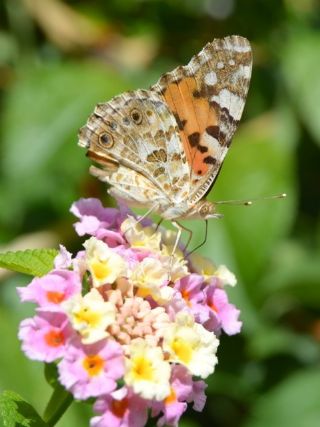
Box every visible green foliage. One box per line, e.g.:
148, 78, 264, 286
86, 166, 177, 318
0, 0, 319, 426
246, 369, 320, 427
0, 391, 46, 427
282, 30, 320, 147
0, 249, 58, 277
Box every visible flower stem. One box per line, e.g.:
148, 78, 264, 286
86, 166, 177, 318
43, 383, 73, 427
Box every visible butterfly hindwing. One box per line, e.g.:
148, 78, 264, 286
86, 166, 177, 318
78, 89, 191, 206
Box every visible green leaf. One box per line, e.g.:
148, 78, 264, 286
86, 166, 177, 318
282, 29, 320, 146
0, 248, 58, 277
244, 369, 320, 427
248, 326, 319, 362
0, 390, 46, 427
258, 240, 320, 308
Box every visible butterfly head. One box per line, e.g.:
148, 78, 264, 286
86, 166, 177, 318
184, 200, 220, 220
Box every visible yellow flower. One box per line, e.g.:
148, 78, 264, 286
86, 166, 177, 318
215, 264, 237, 286
84, 237, 127, 287
130, 257, 174, 304
189, 253, 237, 286
64, 288, 116, 344
163, 312, 219, 378
121, 217, 161, 252
124, 339, 171, 400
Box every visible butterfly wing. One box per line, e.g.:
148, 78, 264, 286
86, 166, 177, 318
78, 89, 191, 208
151, 35, 252, 204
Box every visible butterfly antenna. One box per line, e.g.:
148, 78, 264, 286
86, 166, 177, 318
214, 193, 287, 206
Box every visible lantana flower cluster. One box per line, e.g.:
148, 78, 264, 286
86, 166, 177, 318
17, 198, 241, 427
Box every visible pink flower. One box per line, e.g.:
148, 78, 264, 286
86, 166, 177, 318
58, 338, 124, 400
71, 198, 117, 235
91, 387, 148, 427
16, 197, 242, 427
17, 270, 81, 311
204, 286, 242, 335
188, 379, 207, 412
54, 245, 73, 269
173, 275, 209, 324
152, 365, 204, 427
71, 198, 129, 247
71, 198, 129, 238
18, 311, 73, 362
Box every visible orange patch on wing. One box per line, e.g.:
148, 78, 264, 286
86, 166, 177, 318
162, 77, 218, 176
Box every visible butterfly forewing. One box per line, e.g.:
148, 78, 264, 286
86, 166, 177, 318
151, 35, 252, 204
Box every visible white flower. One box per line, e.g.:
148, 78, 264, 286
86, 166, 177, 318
124, 339, 171, 400
215, 265, 237, 287
189, 253, 216, 280
63, 288, 116, 344
189, 253, 237, 286
84, 237, 127, 287
130, 257, 174, 304
121, 217, 161, 252
160, 253, 188, 283
163, 312, 219, 379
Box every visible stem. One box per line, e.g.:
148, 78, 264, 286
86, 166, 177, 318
43, 384, 73, 427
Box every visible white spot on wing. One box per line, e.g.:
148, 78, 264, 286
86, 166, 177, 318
230, 45, 251, 53
203, 132, 228, 160
204, 71, 217, 86
217, 62, 224, 69
230, 64, 252, 84
240, 64, 251, 79
211, 89, 244, 120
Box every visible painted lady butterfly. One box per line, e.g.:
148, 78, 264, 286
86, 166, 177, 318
79, 35, 252, 226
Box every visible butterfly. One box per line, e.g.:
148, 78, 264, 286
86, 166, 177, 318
78, 35, 252, 232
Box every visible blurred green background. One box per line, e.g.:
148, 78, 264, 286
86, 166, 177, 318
0, 0, 320, 426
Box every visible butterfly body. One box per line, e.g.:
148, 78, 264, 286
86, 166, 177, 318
79, 36, 252, 221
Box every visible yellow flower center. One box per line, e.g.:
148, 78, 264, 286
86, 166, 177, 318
171, 337, 192, 364
132, 240, 145, 248
132, 356, 154, 381
181, 289, 192, 306
82, 354, 104, 376
164, 387, 177, 404
91, 260, 111, 280
136, 287, 150, 298
74, 307, 100, 327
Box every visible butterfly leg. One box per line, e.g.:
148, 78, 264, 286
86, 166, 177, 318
155, 218, 164, 231
174, 221, 193, 252
171, 221, 182, 256
166, 221, 183, 280
187, 219, 208, 256
123, 203, 159, 237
